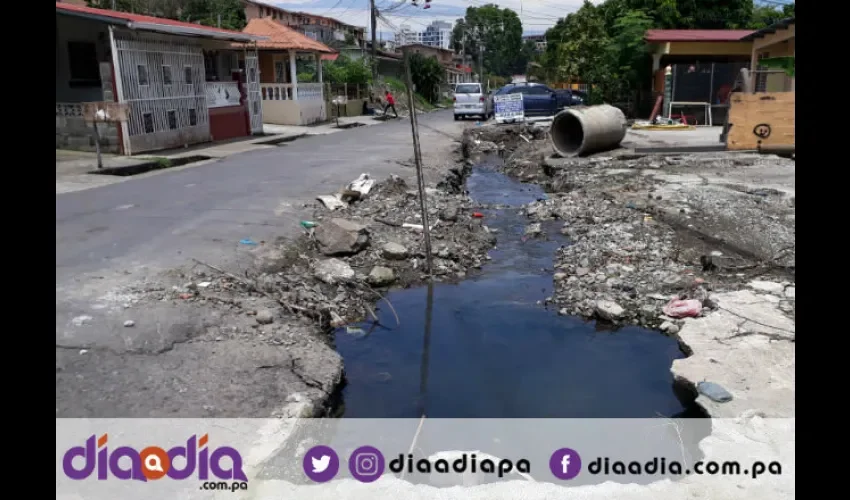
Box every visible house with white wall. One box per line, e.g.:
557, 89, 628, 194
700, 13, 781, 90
56, 2, 266, 155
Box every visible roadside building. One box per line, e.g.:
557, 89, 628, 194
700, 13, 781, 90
242, 0, 366, 48
56, 2, 265, 155
241, 18, 336, 126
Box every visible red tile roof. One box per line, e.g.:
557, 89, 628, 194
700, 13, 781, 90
55, 1, 249, 36
645, 29, 755, 43
242, 18, 335, 53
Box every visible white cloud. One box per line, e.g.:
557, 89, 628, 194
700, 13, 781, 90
268, 0, 599, 36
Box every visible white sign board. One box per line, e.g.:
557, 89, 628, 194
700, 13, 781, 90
494, 93, 525, 123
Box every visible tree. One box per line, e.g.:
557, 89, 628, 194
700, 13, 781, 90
85, 0, 246, 30
451, 4, 523, 77
408, 53, 444, 104
323, 55, 372, 85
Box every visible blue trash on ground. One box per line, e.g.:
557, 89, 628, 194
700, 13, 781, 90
240, 238, 258, 245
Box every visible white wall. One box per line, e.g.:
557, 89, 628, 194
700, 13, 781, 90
56, 15, 110, 102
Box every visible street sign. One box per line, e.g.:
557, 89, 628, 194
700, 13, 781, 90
494, 93, 524, 123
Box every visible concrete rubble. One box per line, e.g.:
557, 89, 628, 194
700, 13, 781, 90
459, 123, 795, 424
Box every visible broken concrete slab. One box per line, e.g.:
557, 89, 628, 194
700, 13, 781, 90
381, 242, 408, 260
313, 218, 370, 256
672, 289, 795, 418
313, 258, 355, 285
366, 266, 396, 287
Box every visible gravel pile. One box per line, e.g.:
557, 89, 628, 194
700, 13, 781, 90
462, 123, 795, 331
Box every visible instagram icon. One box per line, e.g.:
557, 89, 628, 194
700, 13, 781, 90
349, 446, 385, 483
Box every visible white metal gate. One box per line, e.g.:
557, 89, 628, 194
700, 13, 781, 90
113, 31, 210, 153
244, 50, 263, 134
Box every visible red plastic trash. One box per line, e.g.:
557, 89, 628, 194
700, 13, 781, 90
472, 212, 484, 218
662, 299, 702, 318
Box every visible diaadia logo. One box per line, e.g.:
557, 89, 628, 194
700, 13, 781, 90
62, 433, 248, 484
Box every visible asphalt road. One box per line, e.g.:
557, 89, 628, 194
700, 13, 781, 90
55, 110, 468, 417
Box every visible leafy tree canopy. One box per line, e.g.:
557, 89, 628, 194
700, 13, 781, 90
86, 0, 247, 31
451, 4, 525, 77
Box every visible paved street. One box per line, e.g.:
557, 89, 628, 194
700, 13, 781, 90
56, 111, 468, 417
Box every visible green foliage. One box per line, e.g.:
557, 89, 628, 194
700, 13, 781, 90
539, 0, 795, 103
451, 4, 525, 77
759, 56, 795, 77
408, 53, 444, 104
383, 77, 433, 110
85, 0, 246, 30
323, 55, 372, 85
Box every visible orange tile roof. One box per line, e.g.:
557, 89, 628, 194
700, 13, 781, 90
242, 18, 335, 53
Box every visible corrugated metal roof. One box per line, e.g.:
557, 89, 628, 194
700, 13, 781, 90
740, 17, 795, 41
242, 18, 335, 53
55, 1, 262, 41
645, 29, 755, 42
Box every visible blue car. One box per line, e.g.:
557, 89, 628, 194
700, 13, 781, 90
493, 83, 579, 117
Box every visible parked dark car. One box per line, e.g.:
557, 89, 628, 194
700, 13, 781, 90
493, 83, 575, 117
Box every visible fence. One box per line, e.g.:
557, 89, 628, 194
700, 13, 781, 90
750, 69, 794, 93
668, 62, 751, 125
324, 83, 372, 119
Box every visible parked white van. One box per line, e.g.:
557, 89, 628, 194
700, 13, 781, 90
453, 83, 492, 121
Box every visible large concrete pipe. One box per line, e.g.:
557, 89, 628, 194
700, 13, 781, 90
550, 104, 628, 157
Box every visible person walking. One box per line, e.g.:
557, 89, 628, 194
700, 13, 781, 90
383, 90, 398, 118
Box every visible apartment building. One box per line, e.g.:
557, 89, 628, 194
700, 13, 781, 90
396, 20, 453, 51
243, 0, 365, 47
420, 20, 452, 50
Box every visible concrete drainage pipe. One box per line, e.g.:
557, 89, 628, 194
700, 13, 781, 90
550, 104, 628, 157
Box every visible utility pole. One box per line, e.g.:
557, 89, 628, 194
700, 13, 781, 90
370, 0, 378, 83
478, 42, 484, 86
402, 48, 434, 279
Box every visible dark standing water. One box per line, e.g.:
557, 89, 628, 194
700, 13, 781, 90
334, 164, 695, 418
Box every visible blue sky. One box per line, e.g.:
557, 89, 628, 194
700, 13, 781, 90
264, 0, 595, 38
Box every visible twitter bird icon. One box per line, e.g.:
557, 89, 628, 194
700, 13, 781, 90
312, 455, 330, 473
303, 445, 339, 482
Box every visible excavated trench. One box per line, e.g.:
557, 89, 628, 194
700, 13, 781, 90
317, 157, 711, 486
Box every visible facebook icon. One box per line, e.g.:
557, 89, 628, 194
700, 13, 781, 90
550, 448, 582, 480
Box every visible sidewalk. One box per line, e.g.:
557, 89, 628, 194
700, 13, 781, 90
56, 116, 387, 195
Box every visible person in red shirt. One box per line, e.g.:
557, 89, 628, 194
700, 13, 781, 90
383, 90, 398, 118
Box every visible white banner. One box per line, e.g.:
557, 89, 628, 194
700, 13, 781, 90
56, 418, 794, 500
494, 93, 525, 123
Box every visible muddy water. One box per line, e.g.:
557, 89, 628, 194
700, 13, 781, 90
334, 165, 696, 419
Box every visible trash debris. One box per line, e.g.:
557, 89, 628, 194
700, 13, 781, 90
71, 315, 93, 327
348, 173, 375, 197
240, 238, 258, 245
345, 326, 365, 336
179, 293, 193, 299
316, 194, 348, 211
300, 220, 318, 229
662, 299, 703, 318
697, 381, 733, 403
402, 222, 439, 231
123, 320, 135, 327
197, 281, 212, 288
472, 212, 484, 218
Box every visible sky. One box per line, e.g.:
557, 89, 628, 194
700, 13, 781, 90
264, 0, 794, 40
265, 0, 596, 38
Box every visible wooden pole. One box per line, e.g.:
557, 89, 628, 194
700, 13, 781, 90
402, 48, 434, 279
92, 120, 103, 169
